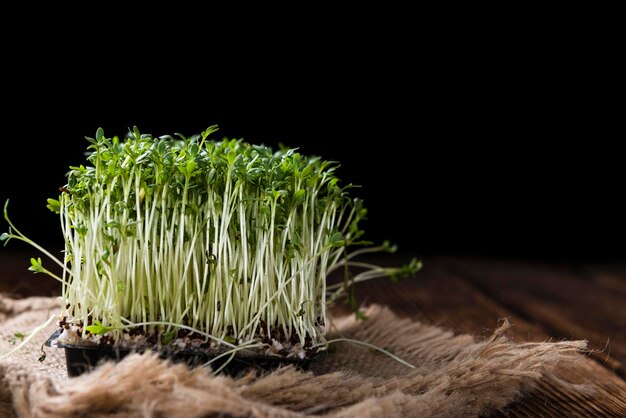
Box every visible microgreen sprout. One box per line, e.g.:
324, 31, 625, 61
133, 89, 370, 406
8, 332, 25, 345
2, 126, 421, 364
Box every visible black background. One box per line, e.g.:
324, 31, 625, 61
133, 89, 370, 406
0, 22, 620, 262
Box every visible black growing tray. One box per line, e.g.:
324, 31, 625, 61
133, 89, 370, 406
46, 330, 314, 377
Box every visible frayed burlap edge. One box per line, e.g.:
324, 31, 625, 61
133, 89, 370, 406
0, 296, 587, 418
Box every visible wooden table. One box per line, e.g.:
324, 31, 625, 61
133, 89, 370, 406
1, 251, 625, 417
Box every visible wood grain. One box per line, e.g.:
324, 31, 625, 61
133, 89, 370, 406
446, 258, 626, 378
332, 256, 626, 417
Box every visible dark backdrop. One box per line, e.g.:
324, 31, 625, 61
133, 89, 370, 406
1, 88, 620, 262
0, 32, 619, 261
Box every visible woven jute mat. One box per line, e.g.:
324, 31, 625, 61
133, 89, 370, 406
0, 295, 587, 418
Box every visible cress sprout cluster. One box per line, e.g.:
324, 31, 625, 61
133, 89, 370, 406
2, 126, 420, 360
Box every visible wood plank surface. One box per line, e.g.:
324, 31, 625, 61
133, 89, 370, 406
333, 256, 626, 417
1, 251, 625, 416
446, 258, 626, 378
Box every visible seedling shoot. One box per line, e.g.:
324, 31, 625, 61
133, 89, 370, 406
2, 126, 420, 362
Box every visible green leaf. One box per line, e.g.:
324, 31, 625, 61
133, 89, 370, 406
327, 178, 339, 192
188, 143, 199, 157
161, 330, 176, 345
85, 320, 113, 335
8, 331, 26, 345
296, 301, 310, 317
0, 232, 10, 242
290, 230, 302, 249
107, 160, 116, 175
227, 149, 237, 165
293, 189, 306, 205
46, 198, 61, 214
201, 125, 218, 142
96, 127, 104, 141
186, 160, 196, 175
355, 310, 368, 321
224, 335, 236, 344
28, 257, 44, 273
301, 164, 313, 176
383, 240, 398, 254
389, 258, 422, 282
329, 232, 345, 247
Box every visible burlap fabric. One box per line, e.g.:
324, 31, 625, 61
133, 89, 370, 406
0, 295, 587, 417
